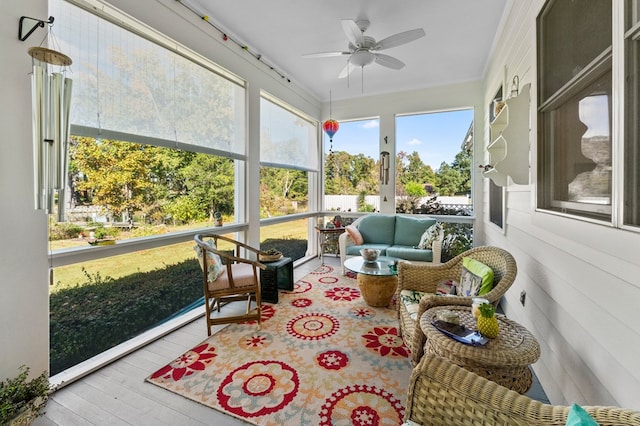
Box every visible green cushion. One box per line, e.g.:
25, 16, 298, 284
386, 245, 433, 262
357, 214, 396, 245
394, 215, 436, 246
566, 404, 598, 426
458, 257, 494, 297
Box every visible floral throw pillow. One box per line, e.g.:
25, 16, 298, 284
417, 222, 443, 249
435, 278, 458, 295
194, 239, 223, 282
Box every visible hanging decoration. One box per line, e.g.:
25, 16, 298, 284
26, 16, 73, 221
322, 119, 339, 154
322, 91, 339, 156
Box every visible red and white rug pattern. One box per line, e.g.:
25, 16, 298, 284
146, 264, 411, 425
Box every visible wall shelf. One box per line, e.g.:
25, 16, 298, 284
483, 83, 531, 186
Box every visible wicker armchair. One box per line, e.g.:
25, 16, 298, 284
397, 246, 517, 364
405, 354, 640, 425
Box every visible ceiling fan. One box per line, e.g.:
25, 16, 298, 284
303, 19, 426, 79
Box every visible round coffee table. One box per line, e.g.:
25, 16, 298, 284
420, 305, 540, 393
344, 256, 398, 307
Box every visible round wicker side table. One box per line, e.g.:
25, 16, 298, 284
420, 305, 540, 394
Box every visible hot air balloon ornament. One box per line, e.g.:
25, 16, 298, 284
323, 119, 339, 155
323, 91, 339, 155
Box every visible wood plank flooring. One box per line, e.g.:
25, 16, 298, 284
35, 256, 547, 425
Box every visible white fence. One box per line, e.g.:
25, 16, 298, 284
324, 195, 470, 212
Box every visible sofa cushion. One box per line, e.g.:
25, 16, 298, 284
386, 245, 433, 262
394, 215, 437, 246
346, 243, 390, 256
357, 214, 396, 245
345, 225, 363, 245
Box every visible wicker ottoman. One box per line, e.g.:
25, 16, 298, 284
420, 305, 540, 394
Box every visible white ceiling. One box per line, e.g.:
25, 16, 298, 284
188, 0, 508, 102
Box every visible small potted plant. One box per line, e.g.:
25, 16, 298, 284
0, 366, 52, 425
214, 212, 223, 227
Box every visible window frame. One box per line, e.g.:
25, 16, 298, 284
536, 0, 616, 223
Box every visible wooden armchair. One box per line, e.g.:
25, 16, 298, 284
194, 234, 267, 336
397, 245, 517, 364
405, 354, 640, 425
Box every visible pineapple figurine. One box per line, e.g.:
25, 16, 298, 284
477, 303, 499, 338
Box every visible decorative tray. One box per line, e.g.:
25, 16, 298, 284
259, 252, 283, 262
431, 320, 489, 346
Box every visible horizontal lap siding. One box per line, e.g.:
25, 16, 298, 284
482, 0, 640, 411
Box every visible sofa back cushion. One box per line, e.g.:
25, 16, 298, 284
356, 214, 396, 245
394, 215, 436, 246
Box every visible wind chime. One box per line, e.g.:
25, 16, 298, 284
21, 15, 73, 221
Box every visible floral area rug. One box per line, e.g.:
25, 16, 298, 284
146, 264, 412, 425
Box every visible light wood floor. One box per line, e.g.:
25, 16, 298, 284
35, 256, 548, 425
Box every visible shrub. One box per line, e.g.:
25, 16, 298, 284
48, 222, 84, 240
49, 259, 202, 375
441, 222, 473, 262
0, 366, 51, 424
261, 238, 307, 261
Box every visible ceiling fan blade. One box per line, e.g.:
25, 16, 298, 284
341, 19, 365, 48
302, 51, 351, 58
372, 28, 425, 50
338, 61, 356, 79
374, 53, 405, 70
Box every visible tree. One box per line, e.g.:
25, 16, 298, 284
71, 137, 164, 220
435, 162, 464, 196
325, 151, 378, 195
260, 167, 308, 218
396, 151, 436, 196
178, 153, 234, 221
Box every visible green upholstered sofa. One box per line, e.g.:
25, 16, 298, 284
338, 214, 443, 275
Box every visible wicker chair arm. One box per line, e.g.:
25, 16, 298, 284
406, 354, 640, 425
397, 261, 460, 292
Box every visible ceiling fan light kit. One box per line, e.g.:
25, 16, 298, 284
303, 17, 425, 88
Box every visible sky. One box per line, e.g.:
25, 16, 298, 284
325, 109, 474, 169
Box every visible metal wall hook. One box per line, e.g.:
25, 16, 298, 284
19, 15, 54, 42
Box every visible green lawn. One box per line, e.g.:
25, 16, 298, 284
51, 219, 310, 293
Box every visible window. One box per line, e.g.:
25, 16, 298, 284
259, 94, 317, 220
625, 1, 640, 227
395, 110, 473, 215
48, 0, 247, 374
323, 119, 380, 212
537, 0, 613, 221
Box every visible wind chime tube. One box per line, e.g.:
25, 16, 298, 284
31, 62, 45, 210
57, 77, 73, 222
42, 62, 52, 212
45, 72, 59, 214
52, 73, 63, 190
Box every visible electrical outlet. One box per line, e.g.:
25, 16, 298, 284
520, 290, 526, 306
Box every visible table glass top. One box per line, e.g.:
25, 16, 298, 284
344, 256, 398, 276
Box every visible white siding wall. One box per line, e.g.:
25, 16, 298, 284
483, 0, 640, 409
0, 0, 50, 382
